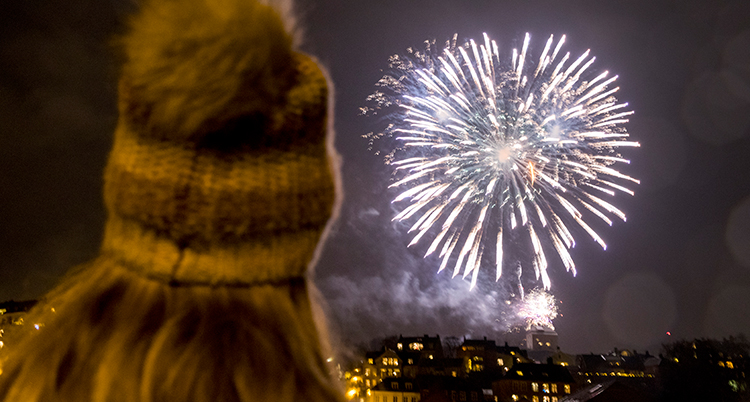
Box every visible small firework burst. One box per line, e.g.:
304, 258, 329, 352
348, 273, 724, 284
516, 288, 559, 330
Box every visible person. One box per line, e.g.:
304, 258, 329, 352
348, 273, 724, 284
0, 0, 344, 401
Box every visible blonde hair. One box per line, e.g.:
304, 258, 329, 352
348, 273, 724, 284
0, 258, 343, 402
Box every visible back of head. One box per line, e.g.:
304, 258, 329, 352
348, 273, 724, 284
0, 1, 344, 401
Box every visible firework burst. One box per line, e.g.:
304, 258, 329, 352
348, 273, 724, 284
516, 288, 559, 330
365, 33, 639, 291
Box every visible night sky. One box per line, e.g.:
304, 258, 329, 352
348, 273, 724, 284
2, 0, 750, 355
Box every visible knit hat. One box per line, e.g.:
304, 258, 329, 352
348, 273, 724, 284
99, 0, 336, 287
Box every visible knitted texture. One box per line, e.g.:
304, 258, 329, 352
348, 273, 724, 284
101, 0, 334, 286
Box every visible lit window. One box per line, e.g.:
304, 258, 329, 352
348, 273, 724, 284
545, 342, 551, 347
543, 397, 550, 402
408, 359, 413, 365
366, 369, 371, 376
383, 358, 388, 366
564, 385, 571, 394
542, 383, 549, 393
532, 383, 539, 392
552, 398, 558, 402
366, 380, 370, 387
452, 371, 457, 377
369, 359, 374, 365
727, 361, 735, 369
532, 397, 539, 402
512, 395, 519, 401
560, 362, 568, 367
428, 355, 434, 359
516, 371, 524, 376
397, 343, 403, 350
719, 361, 725, 368
410, 343, 424, 351
551, 384, 557, 393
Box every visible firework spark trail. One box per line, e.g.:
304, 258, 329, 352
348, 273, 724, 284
516, 288, 559, 330
366, 33, 639, 291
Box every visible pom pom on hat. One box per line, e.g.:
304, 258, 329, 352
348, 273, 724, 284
101, 0, 336, 287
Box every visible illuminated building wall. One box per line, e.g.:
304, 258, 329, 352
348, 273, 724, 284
525, 329, 558, 352
367, 378, 420, 402
458, 337, 497, 373
492, 363, 576, 402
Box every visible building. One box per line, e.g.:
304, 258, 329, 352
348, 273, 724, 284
397, 335, 444, 360
419, 375, 488, 402
526, 329, 558, 352
576, 350, 655, 382
368, 377, 421, 402
397, 351, 423, 378
496, 342, 532, 373
417, 357, 465, 378
459, 337, 498, 374
0, 300, 38, 353
547, 348, 576, 368
492, 363, 576, 402
363, 348, 404, 388
560, 380, 658, 402
660, 337, 750, 401
525, 329, 559, 364
0, 300, 37, 327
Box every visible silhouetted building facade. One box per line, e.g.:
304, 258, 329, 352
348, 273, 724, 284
492, 363, 576, 402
